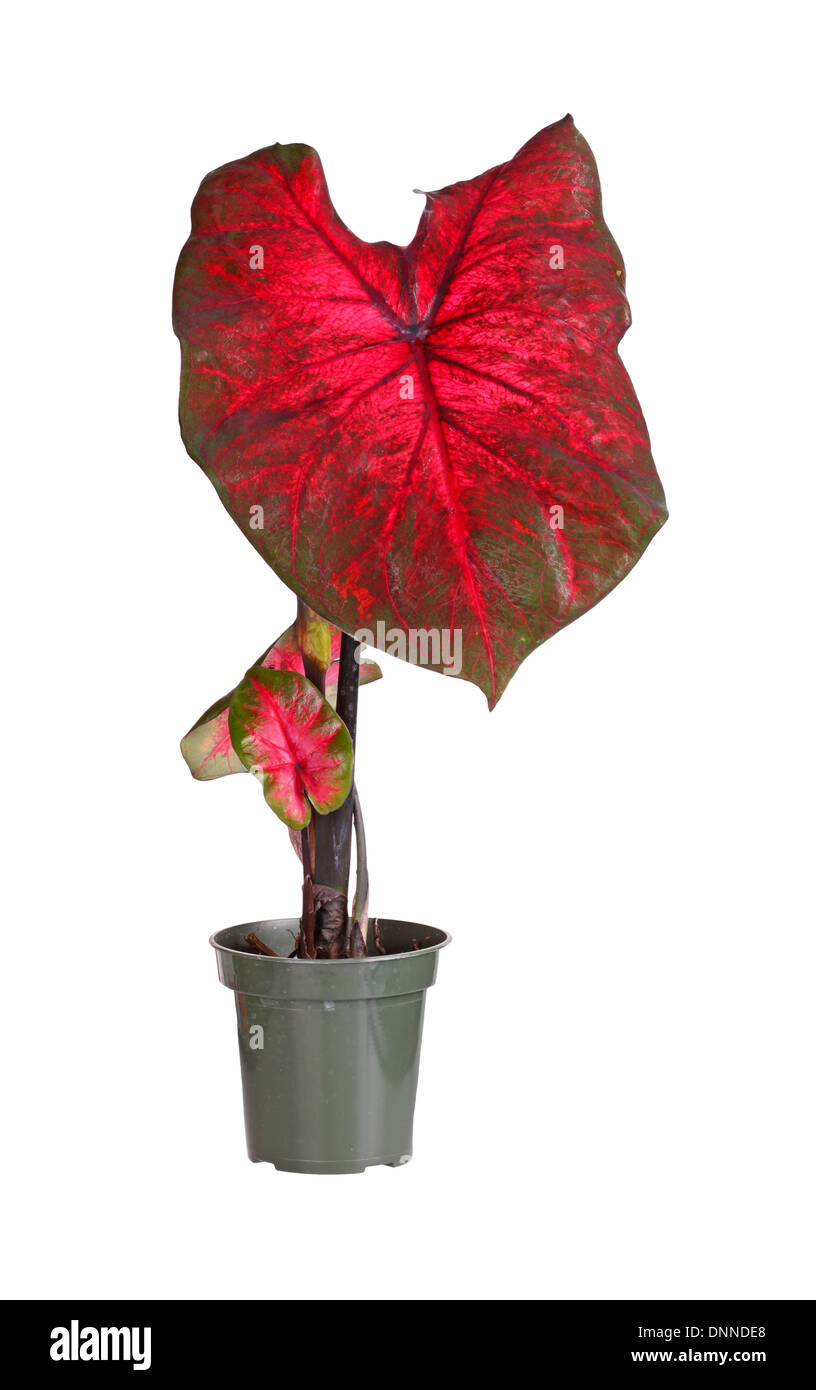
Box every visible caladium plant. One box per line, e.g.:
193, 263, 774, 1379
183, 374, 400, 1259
174, 115, 667, 958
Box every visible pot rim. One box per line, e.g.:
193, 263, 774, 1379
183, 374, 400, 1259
210, 917, 452, 965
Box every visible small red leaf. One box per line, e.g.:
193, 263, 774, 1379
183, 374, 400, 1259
229, 668, 353, 828
180, 625, 381, 780
174, 116, 667, 706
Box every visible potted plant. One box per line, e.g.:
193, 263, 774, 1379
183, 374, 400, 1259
172, 114, 667, 1173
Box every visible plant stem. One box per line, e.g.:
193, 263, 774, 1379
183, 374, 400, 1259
295, 599, 326, 958
314, 632, 361, 957
243, 932, 280, 957
299, 828, 316, 959
351, 786, 369, 945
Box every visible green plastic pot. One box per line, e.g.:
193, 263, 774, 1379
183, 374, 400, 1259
211, 917, 450, 1173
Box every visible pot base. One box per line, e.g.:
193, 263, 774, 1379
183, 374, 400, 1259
260, 1154, 412, 1175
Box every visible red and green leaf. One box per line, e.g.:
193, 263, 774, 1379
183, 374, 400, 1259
180, 625, 381, 780
174, 116, 667, 708
228, 668, 353, 829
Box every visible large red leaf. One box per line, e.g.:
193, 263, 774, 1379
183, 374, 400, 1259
180, 625, 381, 781
174, 116, 667, 706
229, 668, 353, 829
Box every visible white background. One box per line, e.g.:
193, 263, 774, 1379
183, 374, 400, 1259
3, 1, 813, 1301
